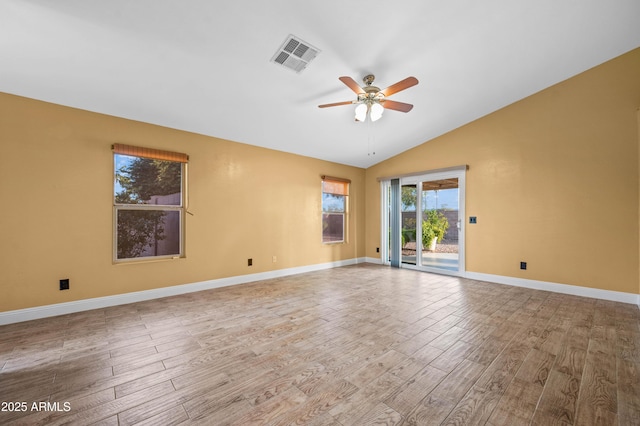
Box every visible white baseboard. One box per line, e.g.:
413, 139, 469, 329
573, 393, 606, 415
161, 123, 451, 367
1, 259, 636, 325
465, 271, 640, 306
362, 258, 639, 307
0, 257, 367, 326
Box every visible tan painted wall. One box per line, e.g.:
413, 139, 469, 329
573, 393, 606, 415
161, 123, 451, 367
2, 49, 639, 313
0, 93, 366, 312
366, 48, 640, 294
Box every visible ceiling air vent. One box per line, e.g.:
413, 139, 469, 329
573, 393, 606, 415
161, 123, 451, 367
271, 35, 320, 73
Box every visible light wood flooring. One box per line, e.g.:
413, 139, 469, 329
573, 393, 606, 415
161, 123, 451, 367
1, 264, 639, 425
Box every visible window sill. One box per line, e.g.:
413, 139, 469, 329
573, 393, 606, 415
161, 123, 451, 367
113, 255, 185, 265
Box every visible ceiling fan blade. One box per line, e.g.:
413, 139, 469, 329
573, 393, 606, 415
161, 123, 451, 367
338, 76, 365, 95
382, 99, 413, 112
318, 100, 354, 108
380, 76, 419, 97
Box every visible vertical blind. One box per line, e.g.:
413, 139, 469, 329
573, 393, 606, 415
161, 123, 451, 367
390, 178, 400, 268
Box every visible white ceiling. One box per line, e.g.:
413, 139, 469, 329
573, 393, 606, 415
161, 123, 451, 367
2, 1, 639, 168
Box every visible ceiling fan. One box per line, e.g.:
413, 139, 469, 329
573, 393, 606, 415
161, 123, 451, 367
318, 74, 419, 122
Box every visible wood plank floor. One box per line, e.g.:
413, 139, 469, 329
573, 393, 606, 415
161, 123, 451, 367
1, 264, 639, 425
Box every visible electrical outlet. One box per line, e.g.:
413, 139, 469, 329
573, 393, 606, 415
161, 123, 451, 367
520, 262, 527, 270
272, 255, 277, 263
60, 279, 69, 290
248, 258, 252, 266
469, 216, 477, 224
376, 247, 380, 253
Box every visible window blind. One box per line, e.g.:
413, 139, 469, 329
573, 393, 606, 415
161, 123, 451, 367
321, 175, 350, 195
112, 144, 189, 163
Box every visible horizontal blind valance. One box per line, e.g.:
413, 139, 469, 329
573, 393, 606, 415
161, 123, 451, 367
321, 175, 350, 196
112, 144, 189, 163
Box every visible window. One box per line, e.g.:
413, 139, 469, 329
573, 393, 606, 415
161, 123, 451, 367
113, 144, 188, 262
321, 176, 350, 243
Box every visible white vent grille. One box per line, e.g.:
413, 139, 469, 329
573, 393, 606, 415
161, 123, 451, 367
271, 35, 320, 73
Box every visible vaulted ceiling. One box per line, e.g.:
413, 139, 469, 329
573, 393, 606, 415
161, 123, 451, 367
2, 1, 639, 168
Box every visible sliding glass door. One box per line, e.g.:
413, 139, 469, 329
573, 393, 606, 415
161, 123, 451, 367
382, 168, 465, 276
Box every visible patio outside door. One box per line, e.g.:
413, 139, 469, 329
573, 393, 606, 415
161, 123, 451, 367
419, 177, 461, 272
401, 183, 418, 266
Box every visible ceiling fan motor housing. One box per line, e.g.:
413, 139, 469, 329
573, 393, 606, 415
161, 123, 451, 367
362, 74, 381, 100
360, 85, 383, 103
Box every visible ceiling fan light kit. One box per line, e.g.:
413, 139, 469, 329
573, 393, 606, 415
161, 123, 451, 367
354, 103, 368, 121
369, 103, 384, 122
319, 74, 418, 123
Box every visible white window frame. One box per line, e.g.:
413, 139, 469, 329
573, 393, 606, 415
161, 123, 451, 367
321, 176, 350, 244
113, 147, 187, 263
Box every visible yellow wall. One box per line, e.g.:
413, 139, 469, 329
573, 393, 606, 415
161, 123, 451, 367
2, 48, 639, 314
0, 93, 366, 311
366, 48, 640, 294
